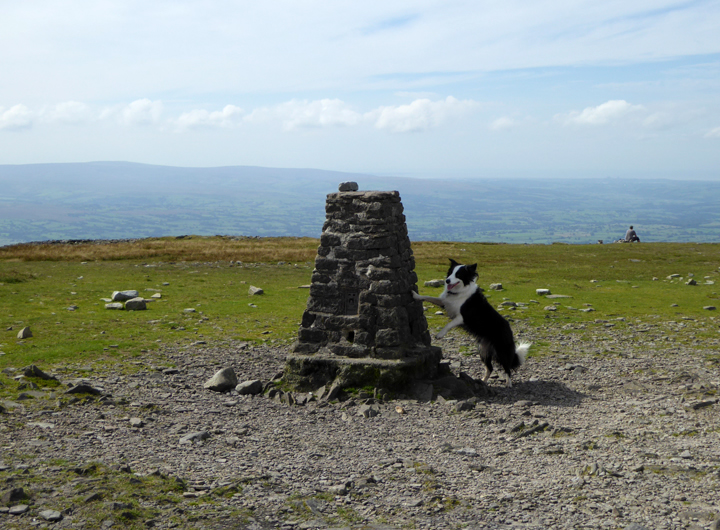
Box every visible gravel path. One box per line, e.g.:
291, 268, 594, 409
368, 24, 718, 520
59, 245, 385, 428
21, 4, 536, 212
2, 320, 719, 530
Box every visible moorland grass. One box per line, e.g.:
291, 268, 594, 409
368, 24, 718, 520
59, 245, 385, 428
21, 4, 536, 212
1, 237, 719, 374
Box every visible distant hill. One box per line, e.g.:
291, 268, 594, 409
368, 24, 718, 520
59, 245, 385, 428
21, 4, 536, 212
2, 162, 720, 246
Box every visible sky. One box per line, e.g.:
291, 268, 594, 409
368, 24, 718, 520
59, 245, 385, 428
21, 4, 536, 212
2, 0, 720, 179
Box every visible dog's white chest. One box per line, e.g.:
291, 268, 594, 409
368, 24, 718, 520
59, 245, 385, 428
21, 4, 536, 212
440, 292, 466, 319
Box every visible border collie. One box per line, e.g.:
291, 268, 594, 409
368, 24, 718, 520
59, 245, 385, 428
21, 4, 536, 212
412, 259, 531, 387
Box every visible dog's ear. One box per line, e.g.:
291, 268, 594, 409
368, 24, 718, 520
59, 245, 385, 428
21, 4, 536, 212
467, 263, 478, 279
449, 258, 459, 268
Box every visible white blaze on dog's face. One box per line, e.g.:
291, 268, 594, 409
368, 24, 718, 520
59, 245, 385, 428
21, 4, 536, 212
445, 259, 478, 294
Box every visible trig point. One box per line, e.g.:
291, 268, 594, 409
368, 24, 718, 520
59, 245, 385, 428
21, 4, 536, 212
284, 182, 442, 393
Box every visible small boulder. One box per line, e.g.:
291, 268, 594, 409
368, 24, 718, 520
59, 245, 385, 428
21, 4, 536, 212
124, 297, 147, 311
424, 279, 445, 288
248, 285, 264, 296
338, 181, 359, 192
489, 283, 503, 290
65, 384, 103, 395
16, 327, 32, 339
357, 404, 380, 418
179, 431, 211, 444
1, 487, 28, 505
105, 303, 124, 310
22, 365, 57, 381
536, 288, 551, 295
236, 380, 263, 395
111, 290, 139, 302
204, 367, 238, 392
39, 509, 63, 522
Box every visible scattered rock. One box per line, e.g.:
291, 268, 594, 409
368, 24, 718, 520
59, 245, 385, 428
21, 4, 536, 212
8, 504, 29, 515
65, 384, 103, 395
248, 285, 264, 295
357, 404, 380, 418
124, 297, 147, 311
39, 509, 63, 522
105, 302, 124, 310
236, 379, 263, 395
179, 431, 211, 444
686, 279, 697, 285
16, 326, 32, 339
1, 487, 28, 505
22, 365, 57, 380
203, 367, 238, 392
489, 283, 503, 290
111, 290, 139, 301
424, 279, 444, 288
129, 417, 145, 428
338, 181, 359, 192
536, 288, 551, 295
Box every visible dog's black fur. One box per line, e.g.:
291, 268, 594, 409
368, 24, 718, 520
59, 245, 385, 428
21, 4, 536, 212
413, 259, 530, 386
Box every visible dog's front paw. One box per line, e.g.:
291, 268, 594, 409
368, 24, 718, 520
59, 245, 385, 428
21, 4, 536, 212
411, 290, 422, 300
435, 331, 446, 339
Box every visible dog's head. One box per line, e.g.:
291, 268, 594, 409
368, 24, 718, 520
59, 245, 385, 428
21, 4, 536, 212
445, 259, 478, 293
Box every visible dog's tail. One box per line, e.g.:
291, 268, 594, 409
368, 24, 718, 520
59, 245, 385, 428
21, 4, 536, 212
515, 342, 531, 365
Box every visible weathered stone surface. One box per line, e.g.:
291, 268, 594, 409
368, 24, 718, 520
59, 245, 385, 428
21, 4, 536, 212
16, 326, 32, 339
338, 181, 359, 192
111, 290, 139, 301
124, 297, 147, 310
235, 379, 263, 395
248, 285, 264, 295
179, 431, 211, 444
22, 364, 57, 380
105, 302, 124, 310
39, 509, 63, 522
287, 189, 440, 392
1, 487, 27, 505
203, 367, 237, 392
65, 384, 103, 395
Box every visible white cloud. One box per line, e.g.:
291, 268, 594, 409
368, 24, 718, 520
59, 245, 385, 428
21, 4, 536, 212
0, 104, 34, 131
252, 99, 363, 131
371, 96, 478, 133
120, 99, 164, 126
43, 101, 92, 124
489, 116, 515, 130
175, 105, 243, 130
561, 100, 645, 125
705, 126, 720, 138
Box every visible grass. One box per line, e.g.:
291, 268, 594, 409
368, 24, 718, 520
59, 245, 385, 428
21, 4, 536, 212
1, 237, 720, 373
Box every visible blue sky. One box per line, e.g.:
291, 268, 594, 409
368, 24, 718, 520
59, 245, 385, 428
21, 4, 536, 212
1, 0, 719, 178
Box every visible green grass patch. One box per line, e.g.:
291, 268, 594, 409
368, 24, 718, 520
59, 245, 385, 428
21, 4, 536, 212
2, 239, 720, 370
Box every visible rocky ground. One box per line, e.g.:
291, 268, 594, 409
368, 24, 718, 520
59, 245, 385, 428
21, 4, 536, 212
1, 318, 720, 530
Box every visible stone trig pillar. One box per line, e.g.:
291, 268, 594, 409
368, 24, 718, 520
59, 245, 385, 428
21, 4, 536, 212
284, 185, 441, 392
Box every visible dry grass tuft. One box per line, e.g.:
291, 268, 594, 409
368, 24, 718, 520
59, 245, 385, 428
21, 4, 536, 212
0, 236, 320, 263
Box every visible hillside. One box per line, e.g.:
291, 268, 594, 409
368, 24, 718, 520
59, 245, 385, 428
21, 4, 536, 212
2, 162, 720, 245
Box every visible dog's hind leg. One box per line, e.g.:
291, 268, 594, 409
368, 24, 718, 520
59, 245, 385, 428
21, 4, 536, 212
479, 340, 494, 383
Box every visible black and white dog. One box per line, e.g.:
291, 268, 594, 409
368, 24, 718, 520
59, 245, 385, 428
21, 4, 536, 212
413, 259, 531, 387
